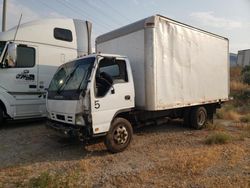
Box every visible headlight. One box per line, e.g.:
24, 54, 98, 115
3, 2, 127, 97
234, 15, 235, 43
75, 114, 85, 126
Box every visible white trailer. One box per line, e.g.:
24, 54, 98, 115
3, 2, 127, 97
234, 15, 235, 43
237, 49, 250, 67
46, 15, 229, 153
0, 19, 92, 123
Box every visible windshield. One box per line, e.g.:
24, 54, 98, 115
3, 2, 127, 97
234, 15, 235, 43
48, 57, 95, 92
0, 41, 6, 57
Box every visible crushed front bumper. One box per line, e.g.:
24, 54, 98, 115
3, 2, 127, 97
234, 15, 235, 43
46, 119, 81, 138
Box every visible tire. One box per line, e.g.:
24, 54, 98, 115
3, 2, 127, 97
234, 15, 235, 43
190, 106, 207, 129
0, 107, 4, 126
105, 117, 133, 153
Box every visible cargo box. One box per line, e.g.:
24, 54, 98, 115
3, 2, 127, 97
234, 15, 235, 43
96, 15, 229, 111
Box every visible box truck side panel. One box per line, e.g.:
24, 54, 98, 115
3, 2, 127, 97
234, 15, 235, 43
96, 15, 229, 111
97, 29, 146, 109
237, 50, 250, 66
245, 51, 250, 66
154, 17, 229, 110
237, 51, 244, 66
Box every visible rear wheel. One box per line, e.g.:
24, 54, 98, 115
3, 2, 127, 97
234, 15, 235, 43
105, 117, 133, 153
191, 106, 207, 129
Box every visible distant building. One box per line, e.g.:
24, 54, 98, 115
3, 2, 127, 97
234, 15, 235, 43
237, 49, 250, 67
230, 53, 237, 67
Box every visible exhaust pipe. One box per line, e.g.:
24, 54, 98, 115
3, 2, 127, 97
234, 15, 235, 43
86, 21, 92, 55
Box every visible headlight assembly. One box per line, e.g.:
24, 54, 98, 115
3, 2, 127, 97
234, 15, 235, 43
75, 114, 85, 126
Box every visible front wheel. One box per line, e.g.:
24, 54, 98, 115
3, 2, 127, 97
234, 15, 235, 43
104, 117, 133, 153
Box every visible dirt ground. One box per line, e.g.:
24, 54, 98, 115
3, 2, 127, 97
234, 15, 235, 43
0, 119, 249, 188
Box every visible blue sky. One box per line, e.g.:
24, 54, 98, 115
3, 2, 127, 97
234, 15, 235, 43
0, 0, 249, 53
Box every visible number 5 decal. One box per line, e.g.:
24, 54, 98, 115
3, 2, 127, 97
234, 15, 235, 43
95, 100, 100, 109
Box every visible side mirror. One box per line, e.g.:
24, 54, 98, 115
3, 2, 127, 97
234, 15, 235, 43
7, 43, 17, 67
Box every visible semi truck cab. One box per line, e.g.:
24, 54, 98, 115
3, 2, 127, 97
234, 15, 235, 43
0, 41, 43, 121
0, 19, 92, 124
46, 54, 135, 152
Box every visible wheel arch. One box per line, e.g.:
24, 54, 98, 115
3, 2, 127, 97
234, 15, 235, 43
111, 108, 133, 125
0, 100, 7, 113
0, 97, 12, 118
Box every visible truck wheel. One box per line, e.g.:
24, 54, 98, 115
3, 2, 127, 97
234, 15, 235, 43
191, 106, 207, 129
105, 117, 133, 153
0, 107, 4, 126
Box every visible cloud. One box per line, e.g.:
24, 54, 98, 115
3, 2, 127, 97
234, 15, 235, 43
190, 11, 246, 30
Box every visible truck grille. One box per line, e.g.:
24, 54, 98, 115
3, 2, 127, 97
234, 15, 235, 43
56, 114, 65, 121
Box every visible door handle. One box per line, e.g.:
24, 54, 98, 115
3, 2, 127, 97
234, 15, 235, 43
29, 85, 37, 89
125, 95, 131, 100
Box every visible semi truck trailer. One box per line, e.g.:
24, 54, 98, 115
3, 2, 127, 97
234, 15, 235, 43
46, 15, 229, 153
0, 19, 92, 124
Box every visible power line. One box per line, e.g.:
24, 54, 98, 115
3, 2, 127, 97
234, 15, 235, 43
37, 1, 63, 15
99, 0, 132, 22
61, 0, 112, 28
78, 0, 124, 26
54, 0, 112, 31
31, 0, 109, 35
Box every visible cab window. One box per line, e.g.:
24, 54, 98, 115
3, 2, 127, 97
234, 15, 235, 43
99, 59, 128, 83
7, 46, 35, 68
16, 46, 35, 67
54, 28, 73, 42
95, 58, 128, 97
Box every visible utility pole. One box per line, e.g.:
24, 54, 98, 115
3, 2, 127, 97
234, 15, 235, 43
2, 0, 7, 31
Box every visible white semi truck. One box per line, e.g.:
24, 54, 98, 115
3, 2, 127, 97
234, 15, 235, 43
46, 15, 229, 153
0, 19, 92, 124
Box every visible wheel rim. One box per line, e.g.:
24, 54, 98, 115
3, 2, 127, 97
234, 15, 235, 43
113, 124, 128, 145
197, 110, 206, 126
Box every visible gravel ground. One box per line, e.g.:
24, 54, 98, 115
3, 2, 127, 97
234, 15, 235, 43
0, 119, 249, 187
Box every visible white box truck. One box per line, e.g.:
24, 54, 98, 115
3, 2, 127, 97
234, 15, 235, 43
46, 15, 229, 153
0, 19, 92, 124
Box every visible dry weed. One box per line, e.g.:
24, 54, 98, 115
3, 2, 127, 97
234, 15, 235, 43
240, 114, 250, 123
230, 80, 248, 92
216, 108, 241, 122
239, 124, 250, 139
230, 66, 242, 81
206, 122, 225, 131
205, 132, 232, 145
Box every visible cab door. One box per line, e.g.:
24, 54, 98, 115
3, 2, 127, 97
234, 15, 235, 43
2, 44, 41, 118
90, 57, 135, 134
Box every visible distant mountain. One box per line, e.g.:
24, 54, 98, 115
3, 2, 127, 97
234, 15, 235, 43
230, 53, 237, 67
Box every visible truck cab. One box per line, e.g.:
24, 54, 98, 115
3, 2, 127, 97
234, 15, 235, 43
46, 54, 135, 152
0, 19, 92, 123
0, 41, 42, 121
